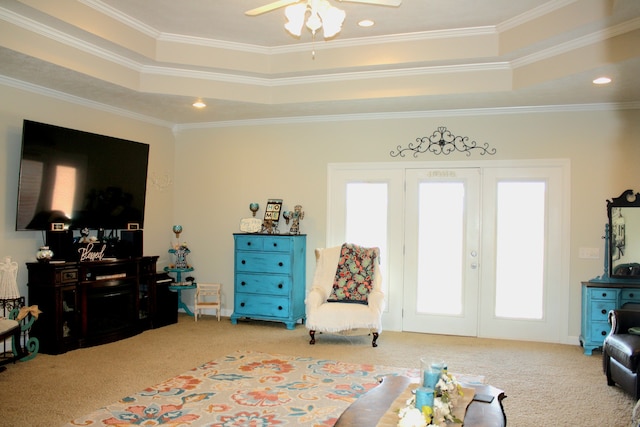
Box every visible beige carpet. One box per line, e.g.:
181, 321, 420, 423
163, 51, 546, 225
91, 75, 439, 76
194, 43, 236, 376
0, 314, 635, 426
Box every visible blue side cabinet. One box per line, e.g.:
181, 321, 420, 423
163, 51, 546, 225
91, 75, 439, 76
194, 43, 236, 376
580, 281, 640, 355
231, 234, 306, 329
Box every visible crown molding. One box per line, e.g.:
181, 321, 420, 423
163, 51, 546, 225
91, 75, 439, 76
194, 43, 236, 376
0, 6, 145, 71
513, 16, 640, 68
0, 75, 173, 128
2, 73, 637, 132
144, 61, 511, 87
173, 101, 640, 131
497, 0, 578, 32
5, 2, 633, 86
79, 0, 160, 38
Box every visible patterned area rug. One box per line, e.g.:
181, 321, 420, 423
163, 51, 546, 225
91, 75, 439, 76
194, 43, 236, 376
66, 350, 414, 426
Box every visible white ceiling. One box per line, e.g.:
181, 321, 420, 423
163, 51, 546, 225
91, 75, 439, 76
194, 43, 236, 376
0, 0, 639, 128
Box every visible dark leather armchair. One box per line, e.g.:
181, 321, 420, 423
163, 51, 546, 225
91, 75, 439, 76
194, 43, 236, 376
603, 309, 640, 398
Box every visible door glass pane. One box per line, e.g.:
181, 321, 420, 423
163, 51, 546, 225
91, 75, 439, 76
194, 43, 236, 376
417, 182, 465, 315
495, 182, 545, 319
345, 183, 388, 291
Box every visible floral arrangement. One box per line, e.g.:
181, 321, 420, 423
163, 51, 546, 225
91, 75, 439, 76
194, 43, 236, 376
169, 242, 191, 269
172, 242, 189, 251
397, 372, 463, 427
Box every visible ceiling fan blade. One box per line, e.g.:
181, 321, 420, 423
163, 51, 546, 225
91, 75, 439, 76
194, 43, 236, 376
338, 0, 402, 6
245, 0, 301, 16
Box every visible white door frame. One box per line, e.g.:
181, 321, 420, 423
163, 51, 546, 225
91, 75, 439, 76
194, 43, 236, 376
327, 159, 570, 343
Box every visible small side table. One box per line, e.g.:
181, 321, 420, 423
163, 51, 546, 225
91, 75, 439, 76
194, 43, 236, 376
164, 267, 196, 316
168, 284, 196, 316
164, 267, 194, 284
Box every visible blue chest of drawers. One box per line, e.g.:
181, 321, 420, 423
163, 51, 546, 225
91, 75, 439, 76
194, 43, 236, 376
580, 281, 640, 355
231, 234, 306, 329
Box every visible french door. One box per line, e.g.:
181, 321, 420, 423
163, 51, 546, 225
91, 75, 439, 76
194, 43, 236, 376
403, 168, 480, 336
327, 160, 570, 343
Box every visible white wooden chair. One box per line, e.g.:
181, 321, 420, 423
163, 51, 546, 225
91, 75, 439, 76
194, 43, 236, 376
194, 283, 221, 321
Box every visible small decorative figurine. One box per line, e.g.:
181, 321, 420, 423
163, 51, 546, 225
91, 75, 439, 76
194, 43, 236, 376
289, 205, 304, 235
78, 227, 97, 244
262, 218, 275, 234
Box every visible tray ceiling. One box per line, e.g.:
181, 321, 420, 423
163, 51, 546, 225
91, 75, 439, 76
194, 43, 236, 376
0, 0, 639, 128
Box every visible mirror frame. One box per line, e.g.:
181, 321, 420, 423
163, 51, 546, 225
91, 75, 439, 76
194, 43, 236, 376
608, 189, 640, 279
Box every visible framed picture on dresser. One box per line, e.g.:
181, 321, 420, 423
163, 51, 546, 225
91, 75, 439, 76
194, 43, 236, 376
264, 199, 283, 222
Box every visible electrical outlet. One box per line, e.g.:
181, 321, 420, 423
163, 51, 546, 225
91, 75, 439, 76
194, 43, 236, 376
579, 247, 600, 259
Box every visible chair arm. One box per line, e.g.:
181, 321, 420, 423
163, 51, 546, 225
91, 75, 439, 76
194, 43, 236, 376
608, 309, 640, 334
305, 286, 328, 310
368, 290, 386, 314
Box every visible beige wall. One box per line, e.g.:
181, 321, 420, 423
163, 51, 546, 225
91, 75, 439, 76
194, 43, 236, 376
174, 110, 640, 342
1, 81, 639, 343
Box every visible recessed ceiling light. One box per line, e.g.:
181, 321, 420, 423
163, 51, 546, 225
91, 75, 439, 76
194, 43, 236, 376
593, 77, 612, 85
192, 100, 206, 108
358, 19, 374, 27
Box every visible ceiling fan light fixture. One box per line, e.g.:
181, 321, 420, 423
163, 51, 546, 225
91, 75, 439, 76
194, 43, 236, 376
284, 0, 345, 39
285, 3, 306, 36
306, 11, 322, 33
319, 4, 345, 37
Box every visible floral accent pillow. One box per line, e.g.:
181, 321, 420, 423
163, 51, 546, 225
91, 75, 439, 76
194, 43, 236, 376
327, 243, 379, 304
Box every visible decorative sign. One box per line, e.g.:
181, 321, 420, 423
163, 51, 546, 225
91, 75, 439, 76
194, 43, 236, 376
240, 218, 262, 233
264, 199, 283, 222
390, 126, 496, 157
78, 242, 107, 262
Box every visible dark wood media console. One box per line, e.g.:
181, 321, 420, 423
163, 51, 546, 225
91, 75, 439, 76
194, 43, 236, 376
27, 256, 177, 355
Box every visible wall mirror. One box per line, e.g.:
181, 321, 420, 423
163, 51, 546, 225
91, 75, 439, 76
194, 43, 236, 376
608, 189, 640, 278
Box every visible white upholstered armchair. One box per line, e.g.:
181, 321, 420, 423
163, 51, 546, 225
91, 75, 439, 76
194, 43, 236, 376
305, 244, 385, 347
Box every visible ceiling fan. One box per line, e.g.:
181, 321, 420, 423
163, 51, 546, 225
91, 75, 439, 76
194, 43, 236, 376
245, 0, 402, 17
246, 0, 402, 40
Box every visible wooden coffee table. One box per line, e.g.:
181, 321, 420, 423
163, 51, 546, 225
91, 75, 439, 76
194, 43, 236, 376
334, 375, 507, 427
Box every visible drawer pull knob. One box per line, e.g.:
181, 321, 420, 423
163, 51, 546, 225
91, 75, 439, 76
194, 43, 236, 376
247, 242, 252, 246
631, 293, 635, 298
241, 281, 246, 286
242, 260, 246, 265
278, 306, 283, 310
278, 284, 283, 289
601, 309, 607, 315
601, 331, 607, 336
278, 262, 283, 267
602, 293, 607, 297
241, 302, 245, 307
273, 243, 278, 247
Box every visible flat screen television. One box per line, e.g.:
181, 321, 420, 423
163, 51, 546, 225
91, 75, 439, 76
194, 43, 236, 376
16, 120, 149, 231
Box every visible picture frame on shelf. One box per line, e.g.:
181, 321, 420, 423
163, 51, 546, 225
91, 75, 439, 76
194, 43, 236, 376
264, 199, 283, 222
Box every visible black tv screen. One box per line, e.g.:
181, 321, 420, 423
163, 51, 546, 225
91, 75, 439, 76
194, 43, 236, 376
16, 120, 149, 231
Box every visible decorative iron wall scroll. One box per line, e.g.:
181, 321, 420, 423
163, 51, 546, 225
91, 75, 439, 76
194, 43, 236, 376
390, 126, 496, 158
